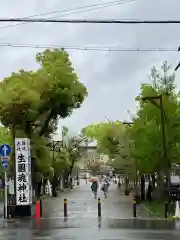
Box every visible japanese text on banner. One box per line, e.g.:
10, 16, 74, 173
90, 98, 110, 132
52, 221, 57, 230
15, 138, 30, 205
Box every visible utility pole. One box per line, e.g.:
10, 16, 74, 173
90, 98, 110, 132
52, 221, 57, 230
142, 95, 170, 199
12, 104, 16, 205
175, 46, 180, 71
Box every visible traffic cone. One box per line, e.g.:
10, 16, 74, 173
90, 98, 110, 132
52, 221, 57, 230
35, 200, 41, 219
173, 201, 180, 219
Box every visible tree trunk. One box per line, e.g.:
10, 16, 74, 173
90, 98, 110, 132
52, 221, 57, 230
146, 175, 152, 201
42, 179, 47, 195
51, 175, 59, 197
156, 171, 165, 200
68, 159, 75, 176
63, 171, 69, 188
39, 110, 53, 136
124, 177, 129, 195
165, 167, 171, 201
68, 159, 75, 188
146, 183, 152, 201
140, 175, 145, 201
34, 180, 42, 199
151, 174, 156, 189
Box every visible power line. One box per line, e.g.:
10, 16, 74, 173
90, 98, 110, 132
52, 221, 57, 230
0, 0, 134, 30
30, 0, 130, 17
0, 43, 178, 52
44, 1, 135, 20
0, 18, 180, 24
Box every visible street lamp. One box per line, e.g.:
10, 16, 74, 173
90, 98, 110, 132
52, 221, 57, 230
141, 95, 170, 198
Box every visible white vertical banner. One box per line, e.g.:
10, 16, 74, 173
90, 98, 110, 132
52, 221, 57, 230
27, 138, 32, 204
15, 138, 32, 205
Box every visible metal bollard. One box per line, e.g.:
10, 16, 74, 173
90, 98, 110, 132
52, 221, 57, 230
64, 198, 68, 218
164, 202, 168, 218
98, 198, 101, 217
133, 197, 137, 217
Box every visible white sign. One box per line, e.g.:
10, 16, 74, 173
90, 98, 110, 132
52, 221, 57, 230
15, 138, 32, 206
8, 179, 14, 195
27, 138, 32, 204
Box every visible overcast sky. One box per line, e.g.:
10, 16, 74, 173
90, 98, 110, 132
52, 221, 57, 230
0, 0, 180, 138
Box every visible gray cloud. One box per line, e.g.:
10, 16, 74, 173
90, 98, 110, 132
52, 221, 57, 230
0, 0, 180, 136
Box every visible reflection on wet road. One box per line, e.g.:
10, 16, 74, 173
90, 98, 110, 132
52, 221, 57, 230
0, 218, 180, 239
0, 181, 180, 239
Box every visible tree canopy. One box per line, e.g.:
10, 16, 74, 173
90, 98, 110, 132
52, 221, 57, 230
83, 61, 180, 180
0, 48, 87, 181
131, 61, 180, 175
82, 121, 135, 178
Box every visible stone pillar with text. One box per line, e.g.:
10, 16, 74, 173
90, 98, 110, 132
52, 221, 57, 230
15, 138, 32, 217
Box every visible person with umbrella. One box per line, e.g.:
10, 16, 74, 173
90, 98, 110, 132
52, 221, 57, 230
101, 176, 110, 198
90, 178, 99, 199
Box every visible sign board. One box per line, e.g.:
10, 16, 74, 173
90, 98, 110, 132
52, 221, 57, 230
0, 144, 11, 168
27, 138, 32, 204
15, 138, 32, 206
0, 144, 11, 157
0, 144, 11, 218
1, 158, 9, 168
8, 179, 14, 195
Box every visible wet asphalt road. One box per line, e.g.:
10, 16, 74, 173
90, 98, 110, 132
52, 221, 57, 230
0, 180, 180, 239
42, 179, 142, 219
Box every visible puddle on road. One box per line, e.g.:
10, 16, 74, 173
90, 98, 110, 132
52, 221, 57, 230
29, 218, 180, 231
102, 219, 179, 230
0, 219, 180, 240
1, 218, 180, 232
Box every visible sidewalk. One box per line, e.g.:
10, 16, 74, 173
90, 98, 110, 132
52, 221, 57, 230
113, 186, 148, 218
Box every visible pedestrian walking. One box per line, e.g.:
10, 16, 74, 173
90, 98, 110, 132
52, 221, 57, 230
91, 180, 98, 199
101, 176, 110, 198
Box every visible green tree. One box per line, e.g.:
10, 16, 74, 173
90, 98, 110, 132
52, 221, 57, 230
0, 49, 87, 136
82, 121, 125, 155
0, 126, 11, 175
65, 135, 84, 179
0, 48, 87, 190
83, 121, 135, 178
133, 62, 180, 170
0, 126, 11, 145
130, 61, 180, 199
51, 126, 85, 188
